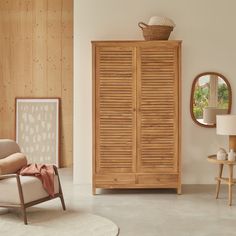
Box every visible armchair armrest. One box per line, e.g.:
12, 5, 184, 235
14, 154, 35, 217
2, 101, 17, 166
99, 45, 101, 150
0, 173, 18, 180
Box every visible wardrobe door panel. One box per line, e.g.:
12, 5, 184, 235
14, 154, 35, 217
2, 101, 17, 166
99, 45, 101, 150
94, 45, 136, 174
137, 44, 180, 173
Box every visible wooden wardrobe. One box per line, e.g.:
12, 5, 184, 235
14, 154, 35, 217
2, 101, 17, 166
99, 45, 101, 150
92, 40, 181, 194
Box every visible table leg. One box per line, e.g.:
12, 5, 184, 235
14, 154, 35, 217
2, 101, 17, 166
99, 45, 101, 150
216, 164, 224, 199
228, 164, 233, 206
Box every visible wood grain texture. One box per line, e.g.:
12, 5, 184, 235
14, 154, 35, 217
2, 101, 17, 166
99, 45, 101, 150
0, 0, 73, 167
137, 44, 179, 173
95, 45, 137, 174
93, 41, 181, 193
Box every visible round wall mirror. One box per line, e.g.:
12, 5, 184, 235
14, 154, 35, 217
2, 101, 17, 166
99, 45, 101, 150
190, 72, 232, 128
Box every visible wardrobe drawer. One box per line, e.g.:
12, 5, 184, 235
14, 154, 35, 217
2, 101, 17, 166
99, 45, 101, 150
95, 174, 135, 185
137, 174, 178, 185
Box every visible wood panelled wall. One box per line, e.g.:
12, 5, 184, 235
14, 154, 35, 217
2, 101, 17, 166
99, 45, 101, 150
0, 0, 73, 167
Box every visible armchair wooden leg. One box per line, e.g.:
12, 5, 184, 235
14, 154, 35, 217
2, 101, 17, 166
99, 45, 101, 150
16, 174, 28, 224
60, 195, 66, 211
22, 207, 28, 225
54, 166, 66, 211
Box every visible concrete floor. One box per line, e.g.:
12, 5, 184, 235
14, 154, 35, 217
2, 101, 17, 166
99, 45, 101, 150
2, 168, 236, 236
60, 169, 236, 236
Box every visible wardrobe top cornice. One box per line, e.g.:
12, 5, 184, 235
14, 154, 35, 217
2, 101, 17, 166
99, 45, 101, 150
91, 40, 182, 45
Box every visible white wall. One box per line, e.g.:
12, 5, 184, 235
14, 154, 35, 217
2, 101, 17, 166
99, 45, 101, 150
74, 0, 236, 184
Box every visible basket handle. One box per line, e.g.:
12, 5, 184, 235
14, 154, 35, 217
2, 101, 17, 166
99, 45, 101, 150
138, 22, 148, 29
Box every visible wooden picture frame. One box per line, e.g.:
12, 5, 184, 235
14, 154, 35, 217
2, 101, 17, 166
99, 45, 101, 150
15, 98, 60, 167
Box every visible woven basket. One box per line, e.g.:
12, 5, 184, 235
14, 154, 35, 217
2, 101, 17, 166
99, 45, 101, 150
138, 22, 173, 40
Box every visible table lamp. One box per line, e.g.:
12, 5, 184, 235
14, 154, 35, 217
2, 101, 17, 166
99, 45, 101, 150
216, 115, 236, 151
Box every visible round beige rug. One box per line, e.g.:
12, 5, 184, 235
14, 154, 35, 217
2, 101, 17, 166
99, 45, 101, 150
0, 209, 119, 236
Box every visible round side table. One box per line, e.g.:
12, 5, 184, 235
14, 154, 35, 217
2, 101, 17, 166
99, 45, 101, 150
207, 155, 236, 206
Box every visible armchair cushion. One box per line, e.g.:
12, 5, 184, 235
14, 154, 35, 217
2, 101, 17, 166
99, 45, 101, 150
0, 139, 21, 159
0, 175, 59, 204
0, 153, 27, 175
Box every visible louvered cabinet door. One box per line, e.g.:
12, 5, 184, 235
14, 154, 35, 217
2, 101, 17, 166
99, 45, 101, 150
93, 44, 136, 174
137, 42, 181, 173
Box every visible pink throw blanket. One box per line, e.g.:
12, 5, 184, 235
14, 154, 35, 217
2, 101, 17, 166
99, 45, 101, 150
19, 164, 55, 197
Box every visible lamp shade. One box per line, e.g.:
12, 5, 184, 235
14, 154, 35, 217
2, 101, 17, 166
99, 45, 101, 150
216, 115, 236, 135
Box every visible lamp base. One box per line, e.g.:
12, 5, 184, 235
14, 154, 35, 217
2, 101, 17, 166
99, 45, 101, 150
229, 135, 236, 151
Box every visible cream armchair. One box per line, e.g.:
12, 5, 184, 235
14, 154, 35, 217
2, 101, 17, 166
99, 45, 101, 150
0, 139, 66, 224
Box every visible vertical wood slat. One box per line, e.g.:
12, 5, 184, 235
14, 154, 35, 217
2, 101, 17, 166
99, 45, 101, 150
177, 43, 182, 193
47, 0, 62, 97
20, 0, 33, 96
0, 0, 10, 137
0, 0, 73, 167
32, 0, 48, 96
61, 0, 73, 167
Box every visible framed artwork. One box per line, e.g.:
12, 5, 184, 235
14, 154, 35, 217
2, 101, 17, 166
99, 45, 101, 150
15, 98, 60, 167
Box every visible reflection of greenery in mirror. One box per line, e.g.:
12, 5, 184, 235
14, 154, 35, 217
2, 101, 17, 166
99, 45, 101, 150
193, 76, 209, 119
191, 72, 231, 127
218, 78, 228, 109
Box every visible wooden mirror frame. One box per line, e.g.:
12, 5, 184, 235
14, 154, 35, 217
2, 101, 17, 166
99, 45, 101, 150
190, 72, 232, 128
